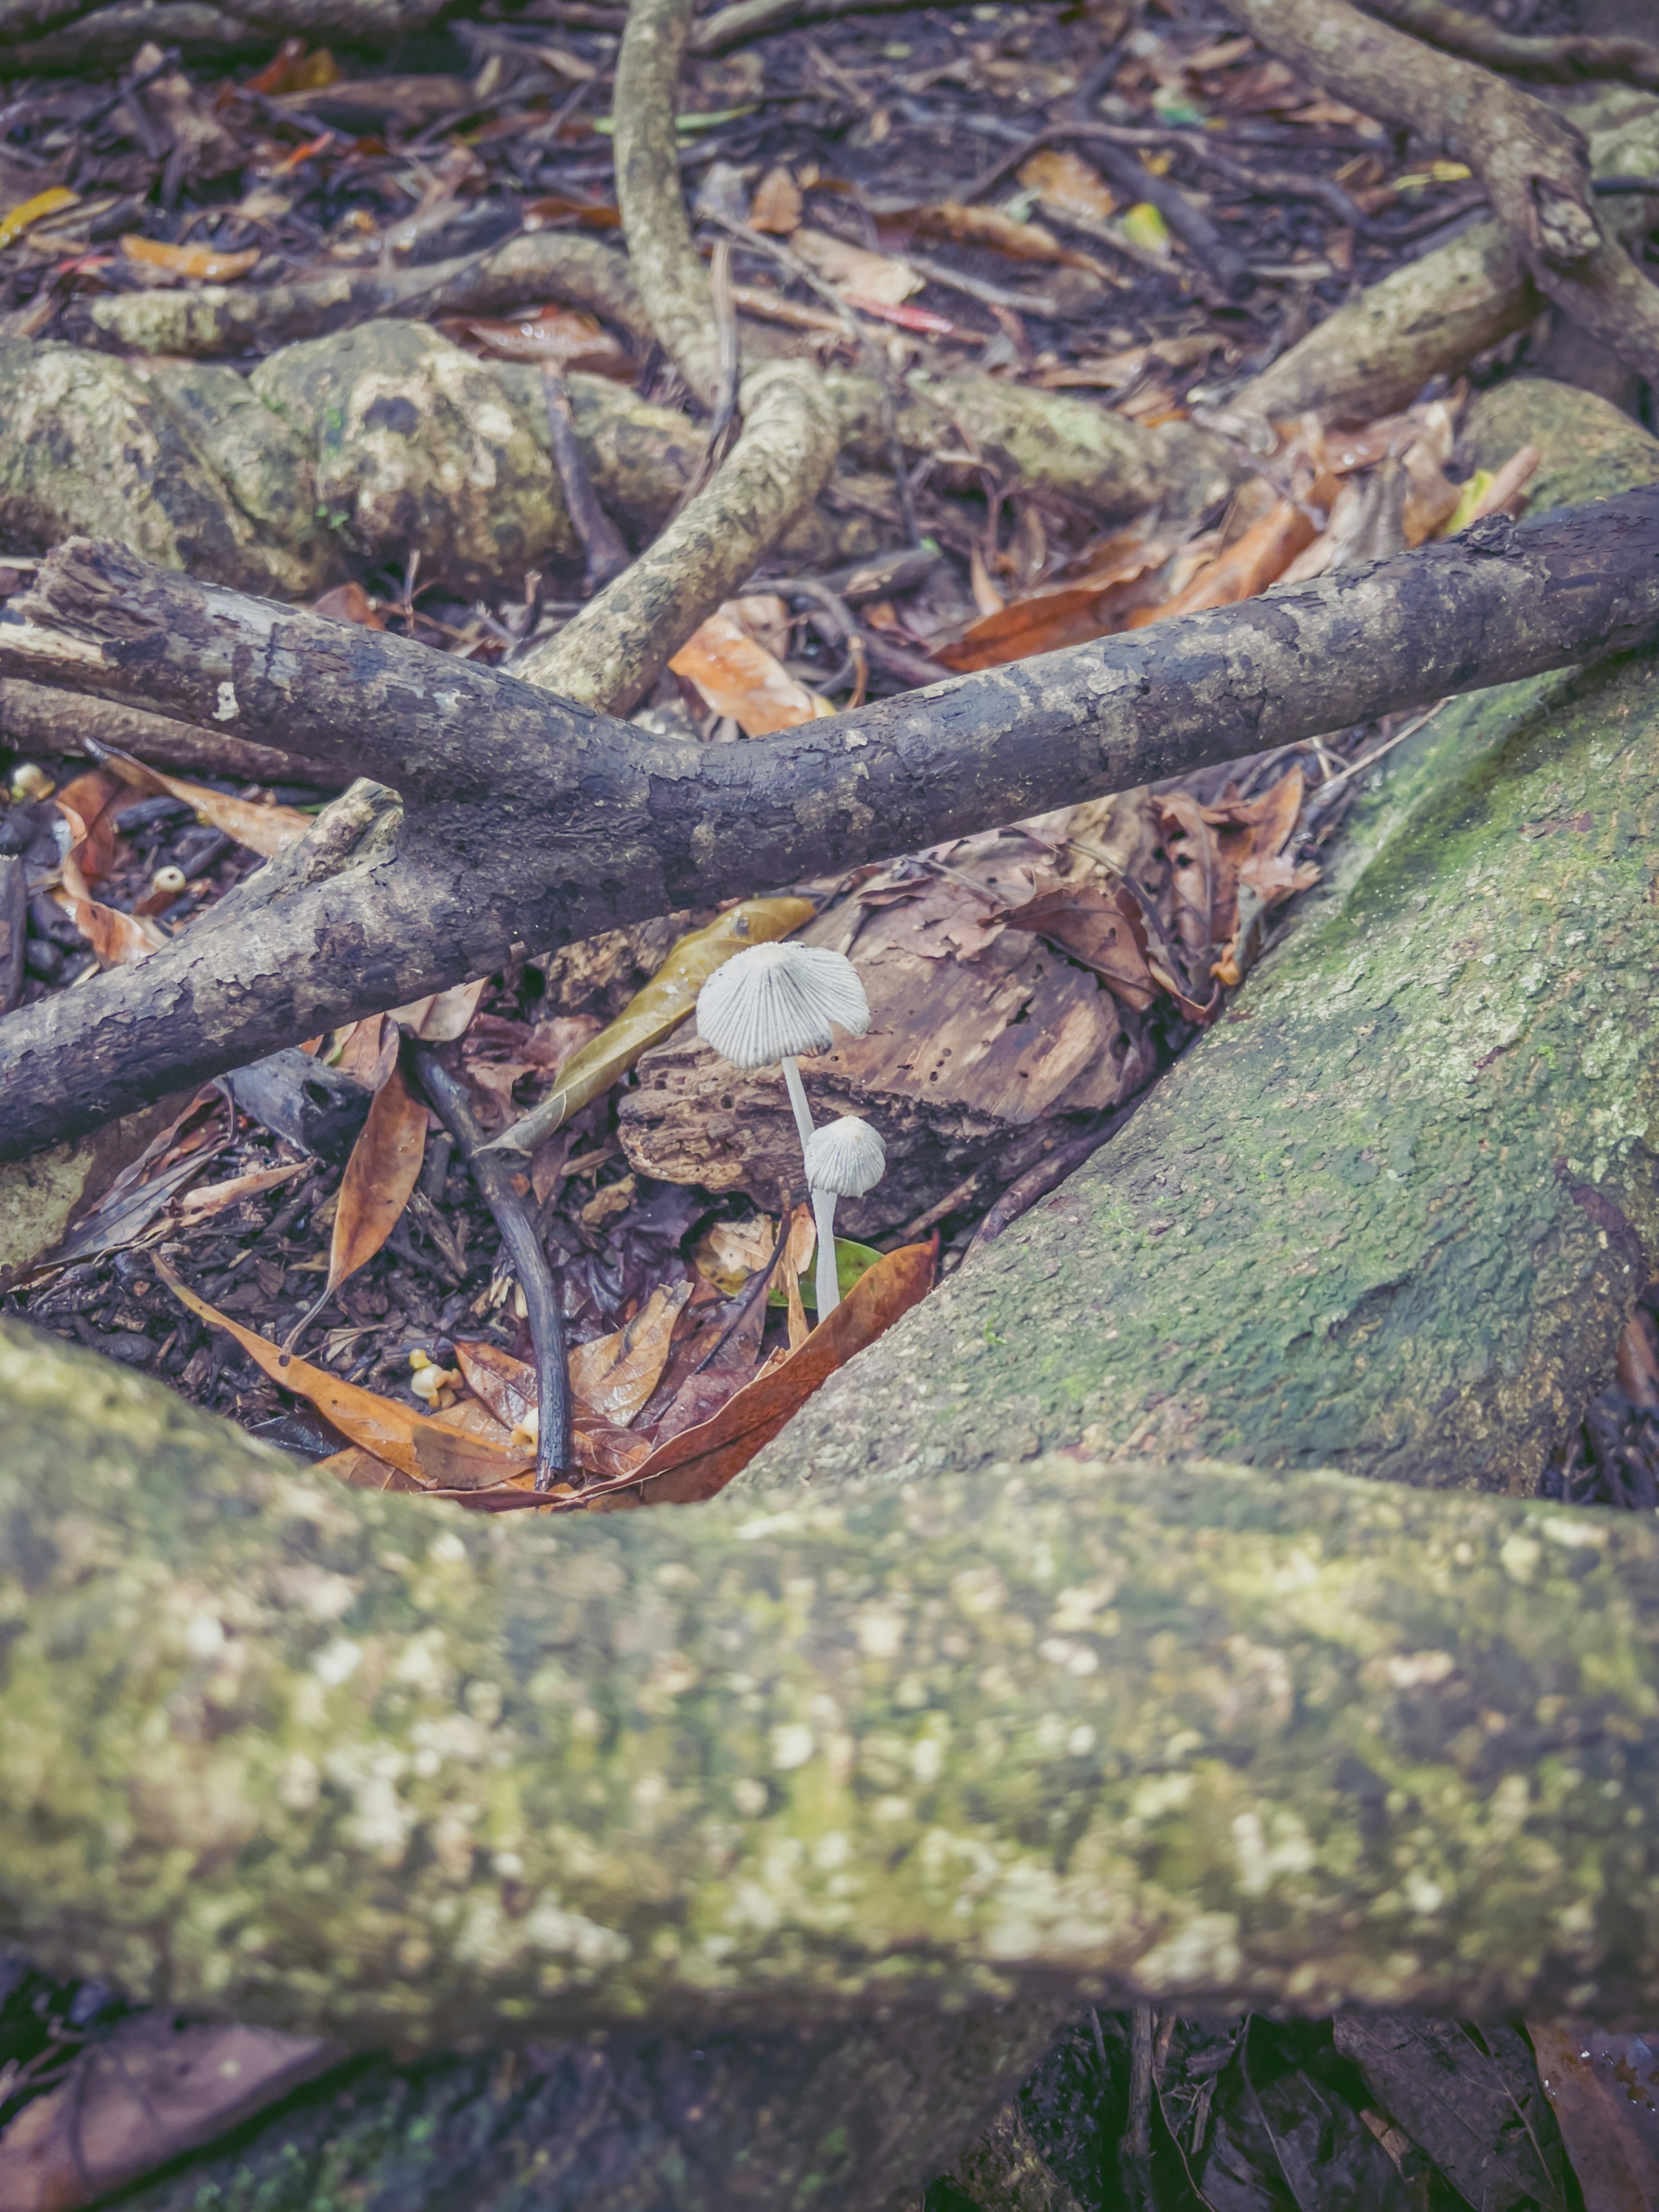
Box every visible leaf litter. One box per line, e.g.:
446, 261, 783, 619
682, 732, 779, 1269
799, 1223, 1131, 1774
0, 6, 1635, 2203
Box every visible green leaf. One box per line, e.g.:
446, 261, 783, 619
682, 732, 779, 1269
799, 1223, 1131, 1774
769, 1239, 885, 1309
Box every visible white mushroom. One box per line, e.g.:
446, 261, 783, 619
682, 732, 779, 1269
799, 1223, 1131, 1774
801, 1114, 886, 1317
696, 940, 871, 1162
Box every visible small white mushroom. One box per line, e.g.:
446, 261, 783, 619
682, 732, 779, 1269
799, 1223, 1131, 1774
801, 1114, 886, 1317
696, 941, 871, 1163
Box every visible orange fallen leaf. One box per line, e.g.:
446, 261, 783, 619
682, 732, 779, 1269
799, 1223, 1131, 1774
568, 1278, 693, 1424
1018, 147, 1117, 222
791, 226, 919, 306
451, 1339, 655, 1481
55, 769, 121, 882
750, 165, 802, 234
175, 1160, 308, 1227
324, 1058, 426, 1300
121, 235, 260, 282
388, 976, 490, 1042
311, 580, 385, 628
155, 1255, 532, 1488
598, 1239, 936, 1509
907, 200, 1101, 272
55, 797, 165, 967
1126, 479, 1338, 627
243, 38, 339, 95
670, 607, 835, 736
452, 305, 634, 378
524, 191, 622, 227
935, 537, 1170, 671
87, 739, 308, 859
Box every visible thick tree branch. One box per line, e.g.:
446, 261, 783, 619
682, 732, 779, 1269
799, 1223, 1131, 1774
10, 1314, 1659, 2042
1, 492, 1658, 1160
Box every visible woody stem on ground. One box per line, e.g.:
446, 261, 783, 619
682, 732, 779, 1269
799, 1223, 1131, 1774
1224, 0, 1659, 387
1358, 0, 1659, 91
3, 491, 1659, 1159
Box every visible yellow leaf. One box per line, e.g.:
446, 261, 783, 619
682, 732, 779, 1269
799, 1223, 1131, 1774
1121, 202, 1172, 257
0, 188, 78, 251
120, 235, 261, 282
486, 896, 816, 1154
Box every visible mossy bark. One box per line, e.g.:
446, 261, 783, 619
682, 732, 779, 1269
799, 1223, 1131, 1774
756, 380, 1659, 1504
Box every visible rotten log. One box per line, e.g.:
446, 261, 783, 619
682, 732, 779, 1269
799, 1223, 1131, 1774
2, 475, 1659, 1159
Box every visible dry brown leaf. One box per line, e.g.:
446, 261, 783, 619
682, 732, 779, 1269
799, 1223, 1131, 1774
311, 580, 385, 628
1017, 147, 1117, 222
175, 1160, 308, 1227
1467, 442, 1541, 522
591, 1240, 935, 1510
908, 200, 1099, 271
54, 798, 165, 967
1128, 479, 1337, 626
451, 305, 635, 379
670, 607, 835, 736
154, 1255, 533, 1487
54, 770, 121, 882
334, 1013, 394, 1089
749, 164, 803, 233
994, 876, 1160, 1010
935, 537, 1170, 671
1529, 2024, 1659, 2212
791, 225, 920, 306
0, 2017, 332, 2212
324, 1059, 426, 1298
89, 741, 308, 859
568, 1278, 693, 1424
120, 234, 259, 281
451, 1338, 659, 1482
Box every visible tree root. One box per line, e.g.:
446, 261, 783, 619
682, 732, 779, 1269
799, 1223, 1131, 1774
1360, 0, 1659, 92
517, 359, 842, 712
1233, 95, 1659, 422
55, 231, 652, 362
614, 0, 723, 410
11, 1308, 1659, 2038
1228, 0, 1602, 275
0, 0, 446, 73
3, 486, 1658, 1159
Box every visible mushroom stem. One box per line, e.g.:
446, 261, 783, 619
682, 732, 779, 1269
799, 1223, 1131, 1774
781, 1053, 816, 1157
812, 1185, 841, 1318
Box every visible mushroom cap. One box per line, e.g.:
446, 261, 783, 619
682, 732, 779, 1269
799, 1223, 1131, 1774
803, 1113, 887, 1198
696, 941, 871, 1069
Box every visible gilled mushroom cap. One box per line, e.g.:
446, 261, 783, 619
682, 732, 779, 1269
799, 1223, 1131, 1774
803, 1113, 887, 1198
697, 941, 871, 1069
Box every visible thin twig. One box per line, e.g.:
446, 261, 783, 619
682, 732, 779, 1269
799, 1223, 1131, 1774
541, 363, 631, 594
412, 1047, 572, 1492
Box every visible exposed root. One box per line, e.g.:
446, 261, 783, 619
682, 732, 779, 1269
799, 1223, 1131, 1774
613, 0, 724, 410
517, 358, 842, 713
1360, 0, 1659, 92
1229, 0, 1603, 270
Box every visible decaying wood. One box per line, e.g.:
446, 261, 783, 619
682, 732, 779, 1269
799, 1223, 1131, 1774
758, 379, 1659, 1503
0, 675, 340, 788
0, 0, 446, 73
2, 486, 1657, 1162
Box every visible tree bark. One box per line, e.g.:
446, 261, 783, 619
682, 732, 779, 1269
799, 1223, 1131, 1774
3, 482, 1659, 1160
752, 378, 1659, 1505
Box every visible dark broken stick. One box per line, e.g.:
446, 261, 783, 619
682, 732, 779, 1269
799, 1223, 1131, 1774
540, 365, 631, 596
2, 493, 1659, 1160
412, 1046, 572, 1493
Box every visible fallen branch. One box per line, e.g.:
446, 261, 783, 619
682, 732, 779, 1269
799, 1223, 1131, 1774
1, 488, 1657, 1157
0, 674, 341, 788
0, 0, 446, 73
